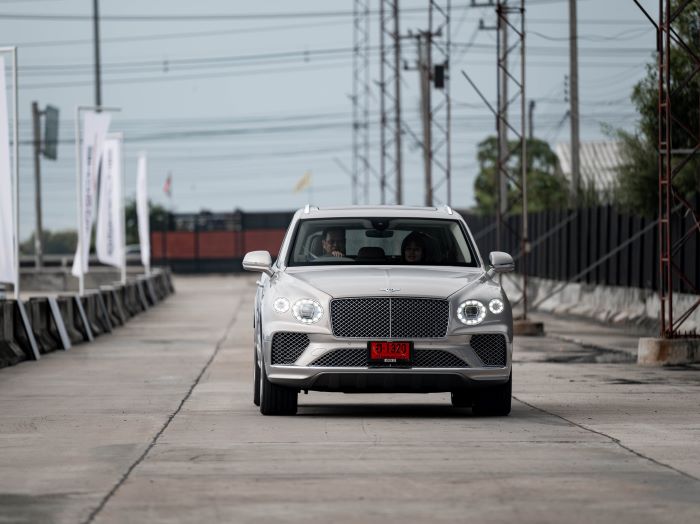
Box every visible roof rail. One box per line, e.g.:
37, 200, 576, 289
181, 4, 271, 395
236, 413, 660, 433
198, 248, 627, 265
303, 204, 311, 214
443, 205, 453, 215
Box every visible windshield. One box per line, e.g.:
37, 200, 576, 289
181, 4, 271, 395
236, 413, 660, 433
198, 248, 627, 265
288, 217, 479, 267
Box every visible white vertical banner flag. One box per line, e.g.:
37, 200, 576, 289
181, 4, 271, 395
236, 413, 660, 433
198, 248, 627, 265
136, 152, 150, 274
0, 56, 16, 286
96, 137, 124, 268
71, 111, 112, 277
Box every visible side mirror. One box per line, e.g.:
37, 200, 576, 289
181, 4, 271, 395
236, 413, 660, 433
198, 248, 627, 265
243, 250, 273, 276
488, 251, 515, 273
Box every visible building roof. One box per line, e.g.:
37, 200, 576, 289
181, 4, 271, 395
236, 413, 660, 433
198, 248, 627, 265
555, 140, 622, 191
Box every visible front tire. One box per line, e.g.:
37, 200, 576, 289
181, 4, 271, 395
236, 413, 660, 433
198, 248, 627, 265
253, 349, 261, 407
472, 373, 512, 416
259, 360, 298, 416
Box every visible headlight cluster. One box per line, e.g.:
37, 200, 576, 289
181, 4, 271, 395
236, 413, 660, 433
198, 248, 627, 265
274, 297, 324, 324
457, 298, 504, 325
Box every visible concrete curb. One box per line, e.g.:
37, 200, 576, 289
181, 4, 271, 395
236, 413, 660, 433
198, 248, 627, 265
637, 337, 700, 366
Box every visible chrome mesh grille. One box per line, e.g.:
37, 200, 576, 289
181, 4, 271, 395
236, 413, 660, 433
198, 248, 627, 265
330, 298, 449, 338
271, 332, 309, 365
308, 348, 468, 368
470, 334, 507, 367
330, 298, 390, 338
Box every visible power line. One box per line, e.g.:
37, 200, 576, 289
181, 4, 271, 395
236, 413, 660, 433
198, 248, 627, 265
2, 20, 352, 49
0, 2, 598, 23
0, 6, 440, 22
11, 42, 653, 75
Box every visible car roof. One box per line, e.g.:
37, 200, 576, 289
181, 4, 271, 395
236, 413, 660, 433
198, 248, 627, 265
295, 204, 460, 220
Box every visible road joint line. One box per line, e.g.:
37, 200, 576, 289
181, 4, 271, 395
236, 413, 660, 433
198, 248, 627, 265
82, 297, 244, 524
513, 395, 700, 483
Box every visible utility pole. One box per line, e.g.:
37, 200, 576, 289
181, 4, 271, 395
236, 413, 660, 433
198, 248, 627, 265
93, 0, 102, 107
568, 0, 580, 201
352, 0, 371, 204
379, 0, 401, 205
419, 34, 433, 206
497, 3, 508, 226
403, 1, 451, 207
393, 1, 402, 205
31, 102, 43, 268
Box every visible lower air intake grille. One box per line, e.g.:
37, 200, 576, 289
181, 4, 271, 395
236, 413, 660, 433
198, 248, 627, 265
414, 350, 469, 368
309, 348, 367, 367
308, 348, 468, 368
271, 332, 309, 365
470, 334, 507, 367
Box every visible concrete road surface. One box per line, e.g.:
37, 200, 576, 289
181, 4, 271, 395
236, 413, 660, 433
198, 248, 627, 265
1, 276, 699, 524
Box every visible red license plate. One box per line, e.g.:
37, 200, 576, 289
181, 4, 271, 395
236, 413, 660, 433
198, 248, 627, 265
368, 341, 413, 366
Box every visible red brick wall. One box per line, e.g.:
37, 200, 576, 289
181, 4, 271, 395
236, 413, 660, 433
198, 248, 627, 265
151, 229, 287, 259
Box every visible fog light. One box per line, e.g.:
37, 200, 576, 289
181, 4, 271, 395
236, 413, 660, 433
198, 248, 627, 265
273, 297, 290, 313
489, 298, 504, 314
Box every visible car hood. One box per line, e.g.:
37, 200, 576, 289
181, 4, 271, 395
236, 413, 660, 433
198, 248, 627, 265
283, 266, 485, 298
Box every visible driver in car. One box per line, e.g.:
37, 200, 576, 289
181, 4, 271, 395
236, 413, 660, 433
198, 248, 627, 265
322, 228, 346, 257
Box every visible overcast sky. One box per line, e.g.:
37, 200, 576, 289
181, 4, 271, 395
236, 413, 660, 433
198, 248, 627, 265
1, 0, 657, 240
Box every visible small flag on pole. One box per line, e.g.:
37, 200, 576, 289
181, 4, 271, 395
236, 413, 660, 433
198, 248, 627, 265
294, 171, 312, 193
163, 172, 172, 197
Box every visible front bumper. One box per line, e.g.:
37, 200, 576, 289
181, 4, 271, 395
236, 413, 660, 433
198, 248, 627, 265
263, 331, 512, 393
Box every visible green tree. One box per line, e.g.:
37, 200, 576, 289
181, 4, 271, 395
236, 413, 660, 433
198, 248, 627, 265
20, 230, 78, 255
474, 136, 569, 215
614, 1, 700, 216
124, 198, 169, 245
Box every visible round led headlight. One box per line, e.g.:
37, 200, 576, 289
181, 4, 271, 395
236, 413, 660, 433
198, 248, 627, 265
273, 297, 290, 313
292, 299, 324, 324
457, 300, 486, 325
488, 298, 504, 314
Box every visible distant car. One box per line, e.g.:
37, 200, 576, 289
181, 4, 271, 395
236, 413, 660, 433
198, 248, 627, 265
243, 205, 514, 416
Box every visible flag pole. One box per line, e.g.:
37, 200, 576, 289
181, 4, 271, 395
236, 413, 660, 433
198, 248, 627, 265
11, 48, 19, 300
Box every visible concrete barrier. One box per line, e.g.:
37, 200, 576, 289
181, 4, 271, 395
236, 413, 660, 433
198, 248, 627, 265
638, 338, 700, 366
71, 296, 94, 342
95, 292, 113, 334
80, 295, 102, 337
11, 300, 41, 361
165, 268, 175, 293
136, 281, 150, 311
0, 301, 26, 367
100, 286, 126, 327
57, 296, 87, 345
27, 298, 61, 353
152, 273, 167, 300
143, 277, 159, 306
80, 293, 112, 337
47, 297, 72, 350
1, 271, 173, 368
121, 284, 141, 317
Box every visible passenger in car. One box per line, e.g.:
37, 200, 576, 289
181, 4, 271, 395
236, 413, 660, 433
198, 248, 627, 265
401, 232, 426, 264
321, 228, 346, 257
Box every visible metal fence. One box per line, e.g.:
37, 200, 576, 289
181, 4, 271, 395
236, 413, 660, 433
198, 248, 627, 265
150, 203, 698, 294
465, 198, 700, 294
